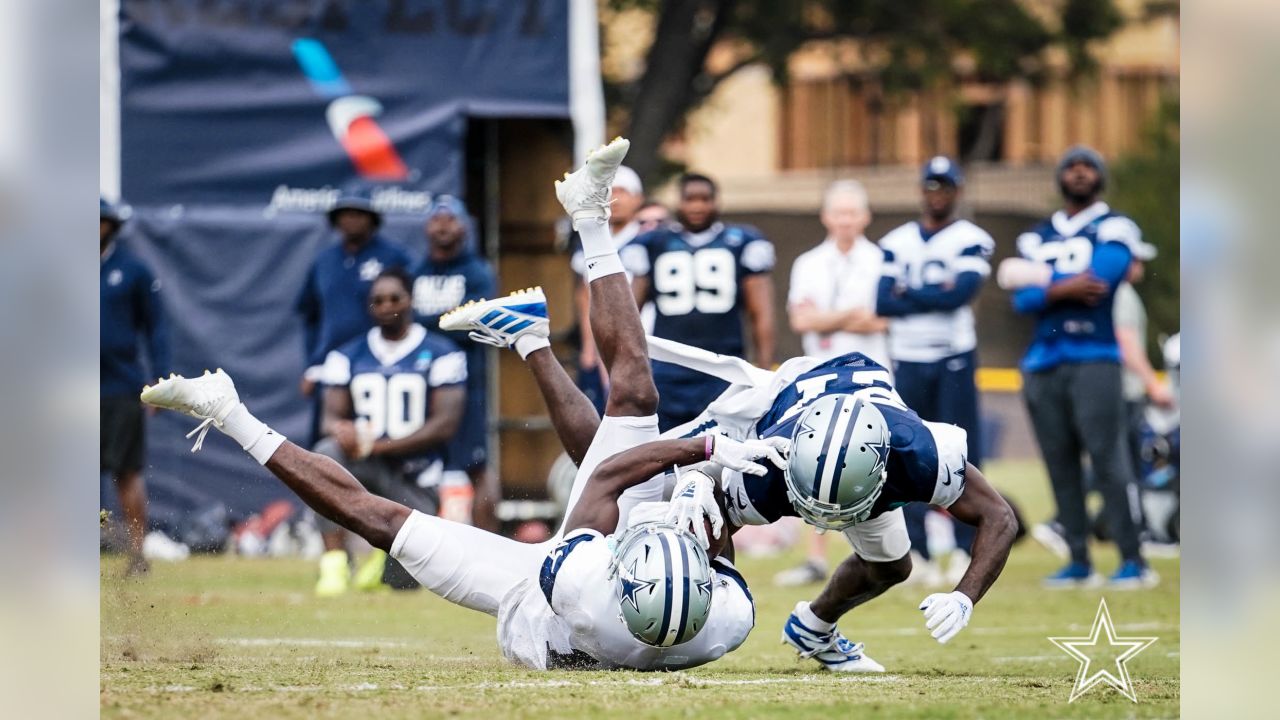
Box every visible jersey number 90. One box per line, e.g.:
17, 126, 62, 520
653, 248, 737, 316
350, 373, 428, 439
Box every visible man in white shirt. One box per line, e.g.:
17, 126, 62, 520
787, 180, 891, 367
777, 179, 889, 586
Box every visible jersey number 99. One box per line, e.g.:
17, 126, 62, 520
349, 373, 428, 440
653, 248, 737, 316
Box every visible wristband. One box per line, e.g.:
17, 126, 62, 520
704, 435, 715, 461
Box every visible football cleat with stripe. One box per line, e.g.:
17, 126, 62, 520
438, 287, 550, 350
784, 393, 891, 531
782, 603, 885, 672
611, 522, 713, 648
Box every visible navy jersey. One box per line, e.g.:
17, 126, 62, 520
412, 252, 496, 469
628, 222, 775, 359
724, 352, 969, 526
1013, 202, 1141, 372
320, 324, 466, 482
101, 244, 169, 397
297, 235, 411, 369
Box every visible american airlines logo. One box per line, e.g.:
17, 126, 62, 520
292, 38, 413, 181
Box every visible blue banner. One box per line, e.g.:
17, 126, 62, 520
119, 0, 569, 206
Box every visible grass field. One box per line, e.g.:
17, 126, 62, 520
101, 461, 1179, 718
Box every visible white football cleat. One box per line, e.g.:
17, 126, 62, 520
555, 136, 630, 229
439, 287, 550, 350
140, 369, 240, 452
781, 603, 885, 673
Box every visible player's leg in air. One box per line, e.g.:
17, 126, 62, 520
441, 137, 665, 530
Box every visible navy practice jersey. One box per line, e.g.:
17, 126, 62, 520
626, 222, 775, 360
297, 235, 411, 369
101, 243, 170, 398
1013, 202, 1141, 372
723, 352, 970, 526
321, 324, 467, 482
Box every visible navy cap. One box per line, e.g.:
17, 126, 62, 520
1056, 145, 1108, 187
327, 184, 381, 227
922, 156, 963, 187
100, 196, 132, 225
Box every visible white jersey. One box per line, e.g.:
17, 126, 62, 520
496, 527, 754, 671
878, 220, 993, 363
788, 237, 890, 366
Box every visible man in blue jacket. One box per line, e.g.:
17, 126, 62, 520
1005, 146, 1155, 589
100, 197, 169, 576
297, 187, 411, 413
411, 196, 499, 530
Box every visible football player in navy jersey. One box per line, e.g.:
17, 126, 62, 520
411, 196, 499, 530
645, 340, 1019, 671
876, 157, 994, 587
312, 267, 467, 596
998, 146, 1156, 589
627, 173, 777, 432
297, 187, 411, 400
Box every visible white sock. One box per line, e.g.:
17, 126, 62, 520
579, 218, 624, 282
796, 601, 836, 633
220, 403, 287, 465
514, 334, 550, 360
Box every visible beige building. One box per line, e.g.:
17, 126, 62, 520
628, 0, 1180, 215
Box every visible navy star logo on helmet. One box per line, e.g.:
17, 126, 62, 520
619, 559, 655, 613
696, 578, 713, 600
866, 435, 891, 476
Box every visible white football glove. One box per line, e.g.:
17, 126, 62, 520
919, 591, 974, 644
664, 469, 722, 550
709, 435, 790, 476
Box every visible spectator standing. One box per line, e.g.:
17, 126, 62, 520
628, 173, 777, 432
1010, 146, 1156, 589
1114, 242, 1174, 536
297, 187, 411, 404
775, 179, 888, 586
313, 268, 467, 597
411, 195, 499, 530
100, 197, 169, 576
876, 157, 994, 588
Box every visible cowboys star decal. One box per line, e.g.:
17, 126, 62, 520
866, 435, 891, 476
619, 559, 655, 612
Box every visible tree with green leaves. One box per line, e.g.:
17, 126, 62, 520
1108, 96, 1180, 361
607, 0, 1124, 182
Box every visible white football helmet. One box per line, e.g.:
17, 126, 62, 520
610, 522, 713, 647
784, 394, 891, 531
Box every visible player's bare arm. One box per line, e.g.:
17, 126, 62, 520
943, 463, 1018, 604
566, 435, 788, 536
742, 273, 776, 367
